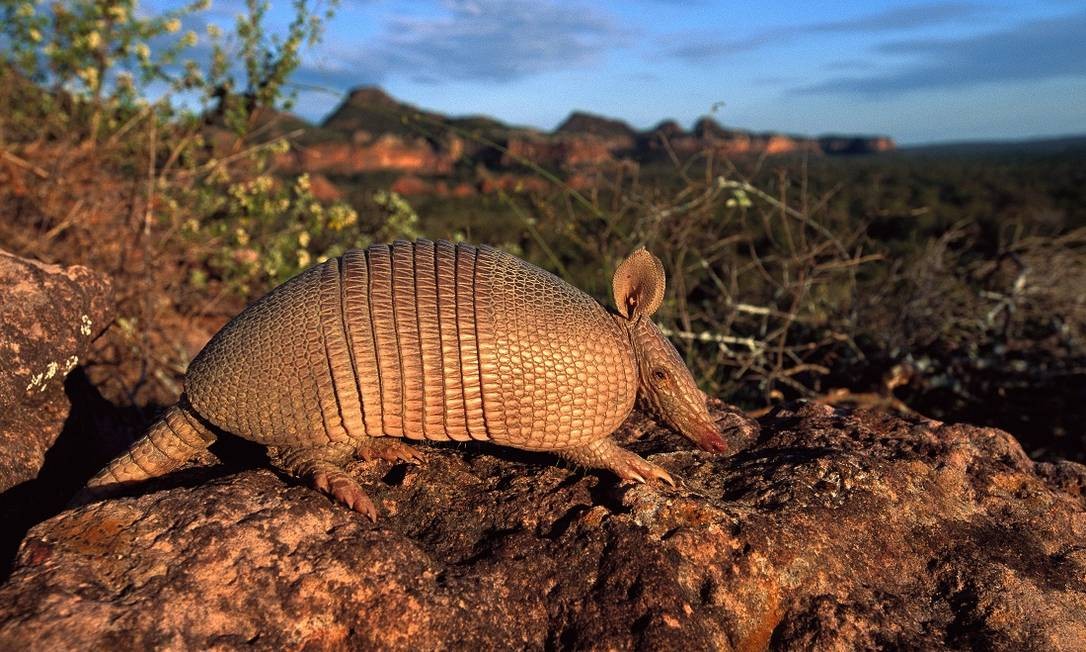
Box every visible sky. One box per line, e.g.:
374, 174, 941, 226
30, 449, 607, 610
162, 0, 1086, 144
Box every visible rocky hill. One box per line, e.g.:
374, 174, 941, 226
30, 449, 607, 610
274, 87, 895, 197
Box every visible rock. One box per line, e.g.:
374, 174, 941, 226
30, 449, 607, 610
389, 174, 436, 197
1, 401, 1084, 649
477, 172, 550, 195
0, 250, 113, 492
278, 86, 897, 196
817, 135, 897, 155
555, 111, 638, 142
288, 135, 457, 176
502, 134, 618, 169
321, 86, 439, 135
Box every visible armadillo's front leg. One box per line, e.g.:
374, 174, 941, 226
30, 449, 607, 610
558, 437, 676, 486
271, 443, 377, 520
354, 437, 424, 465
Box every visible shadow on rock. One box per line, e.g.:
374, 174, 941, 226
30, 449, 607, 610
0, 369, 269, 581
0, 369, 146, 580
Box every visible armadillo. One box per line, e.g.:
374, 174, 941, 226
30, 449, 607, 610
78, 239, 753, 518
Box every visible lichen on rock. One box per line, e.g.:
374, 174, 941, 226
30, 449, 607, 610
0, 250, 114, 492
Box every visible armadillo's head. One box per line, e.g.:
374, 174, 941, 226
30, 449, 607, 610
611, 248, 728, 453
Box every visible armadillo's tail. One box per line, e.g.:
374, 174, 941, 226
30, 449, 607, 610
70, 396, 218, 506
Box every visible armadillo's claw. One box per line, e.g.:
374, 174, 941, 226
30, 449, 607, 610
657, 467, 678, 487
355, 438, 424, 465
313, 470, 377, 521
274, 446, 380, 520
616, 456, 675, 488
558, 438, 677, 489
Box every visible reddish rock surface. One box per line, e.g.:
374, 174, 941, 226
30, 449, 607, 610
1, 400, 1083, 650
503, 135, 618, 169
389, 174, 436, 196
268, 87, 896, 198
288, 135, 458, 176
0, 250, 114, 492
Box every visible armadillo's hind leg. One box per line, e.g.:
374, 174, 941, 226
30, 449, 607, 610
272, 443, 377, 520
72, 398, 218, 506
558, 437, 676, 487
354, 437, 424, 465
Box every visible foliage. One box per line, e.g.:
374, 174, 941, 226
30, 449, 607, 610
2, 0, 199, 86
187, 178, 423, 294
215, 0, 335, 135
186, 172, 351, 293
0, 0, 372, 405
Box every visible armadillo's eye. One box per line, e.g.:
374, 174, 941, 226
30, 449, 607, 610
652, 368, 669, 382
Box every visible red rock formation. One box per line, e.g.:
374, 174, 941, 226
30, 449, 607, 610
478, 173, 550, 194
764, 134, 806, 155
555, 112, 638, 154
390, 175, 435, 196
2, 402, 1084, 649
271, 87, 897, 195
294, 134, 456, 175
502, 135, 616, 169
448, 182, 477, 198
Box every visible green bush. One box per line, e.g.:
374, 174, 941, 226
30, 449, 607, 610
184, 175, 423, 295
0, 0, 366, 405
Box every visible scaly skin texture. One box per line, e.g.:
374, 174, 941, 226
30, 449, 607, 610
80, 240, 744, 518
75, 397, 217, 504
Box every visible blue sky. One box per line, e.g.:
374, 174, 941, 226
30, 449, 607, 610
171, 0, 1086, 143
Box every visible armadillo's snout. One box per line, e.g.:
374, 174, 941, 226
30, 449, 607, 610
632, 317, 737, 455
659, 397, 730, 454
646, 393, 730, 454
704, 409, 761, 452
674, 408, 729, 453
694, 425, 728, 453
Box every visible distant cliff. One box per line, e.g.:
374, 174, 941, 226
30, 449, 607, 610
274, 86, 895, 195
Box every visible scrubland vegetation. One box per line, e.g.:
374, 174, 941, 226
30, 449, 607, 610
2, 1, 1083, 460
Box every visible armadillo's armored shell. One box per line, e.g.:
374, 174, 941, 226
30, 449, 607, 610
185, 240, 637, 450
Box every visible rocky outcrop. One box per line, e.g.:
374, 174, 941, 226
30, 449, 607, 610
305, 173, 343, 202
282, 134, 460, 176
268, 87, 896, 196
477, 172, 550, 195
502, 134, 617, 169
646, 117, 849, 159
1, 401, 1084, 649
0, 250, 113, 492
555, 111, 637, 141
817, 135, 897, 155
554, 112, 638, 156
321, 87, 445, 136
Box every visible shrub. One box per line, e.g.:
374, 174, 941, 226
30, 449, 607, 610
0, 0, 365, 405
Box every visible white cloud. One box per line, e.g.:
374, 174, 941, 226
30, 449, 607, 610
300, 0, 626, 87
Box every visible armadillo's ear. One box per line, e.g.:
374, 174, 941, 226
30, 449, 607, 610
612, 247, 666, 320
